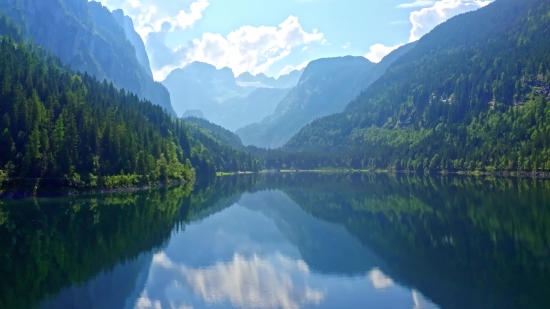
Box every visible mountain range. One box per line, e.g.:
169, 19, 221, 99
0, 0, 548, 177
235, 69, 303, 89
236, 48, 414, 148
282, 0, 550, 172
161, 62, 300, 131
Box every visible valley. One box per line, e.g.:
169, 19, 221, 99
1, 1, 550, 308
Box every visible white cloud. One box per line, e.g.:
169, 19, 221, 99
93, 0, 209, 80
342, 42, 351, 49
397, 0, 436, 9
365, 0, 492, 63
135, 292, 163, 309
94, 1, 322, 80
365, 43, 403, 63
184, 16, 323, 78
278, 60, 310, 77
95, 0, 209, 40
409, 0, 492, 41
147, 253, 324, 309
368, 268, 394, 289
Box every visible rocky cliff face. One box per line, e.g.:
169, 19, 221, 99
112, 9, 153, 78
0, 0, 176, 116
162, 62, 247, 118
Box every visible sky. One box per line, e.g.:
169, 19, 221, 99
93, 0, 492, 81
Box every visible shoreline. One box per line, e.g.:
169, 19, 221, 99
256, 169, 550, 179
0, 179, 192, 200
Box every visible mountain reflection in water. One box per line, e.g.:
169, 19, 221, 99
1, 173, 549, 309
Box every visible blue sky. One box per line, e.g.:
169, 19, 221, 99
95, 0, 491, 80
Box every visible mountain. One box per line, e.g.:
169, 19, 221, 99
162, 62, 299, 129
0, 31, 194, 188
235, 69, 304, 89
284, 0, 550, 173
214, 87, 291, 131
182, 110, 207, 119
0, 23, 259, 191
111, 9, 153, 78
236, 51, 414, 148
162, 62, 245, 118
0, 0, 176, 116
184, 117, 245, 150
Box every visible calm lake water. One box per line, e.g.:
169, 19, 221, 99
1, 173, 550, 309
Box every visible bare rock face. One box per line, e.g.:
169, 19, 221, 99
112, 9, 153, 78
0, 0, 176, 116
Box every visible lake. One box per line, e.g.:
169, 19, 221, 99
1, 173, 549, 309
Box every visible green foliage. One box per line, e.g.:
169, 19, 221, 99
185, 118, 262, 174
185, 116, 245, 150
0, 169, 6, 191
0, 34, 199, 189
237, 48, 415, 148
0, 183, 193, 309
284, 0, 550, 173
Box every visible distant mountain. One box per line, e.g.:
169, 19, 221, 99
284, 0, 550, 174
236, 69, 304, 89
162, 62, 300, 130
0, 0, 176, 116
112, 9, 153, 78
183, 110, 207, 120
215, 87, 291, 131
162, 62, 245, 118
236, 50, 414, 148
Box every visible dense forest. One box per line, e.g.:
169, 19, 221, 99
3, 0, 550, 190
186, 118, 262, 175
284, 0, 550, 173
0, 16, 258, 191
184, 116, 246, 151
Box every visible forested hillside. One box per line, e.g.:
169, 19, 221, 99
187, 129, 261, 175
0, 0, 176, 115
184, 117, 245, 150
237, 49, 414, 149
285, 0, 550, 173
0, 21, 258, 191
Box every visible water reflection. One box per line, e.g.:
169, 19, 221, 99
368, 268, 394, 289
1, 173, 550, 308
149, 252, 323, 309
135, 187, 437, 309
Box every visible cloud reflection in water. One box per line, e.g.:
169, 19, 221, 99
147, 251, 324, 309
368, 268, 394, 289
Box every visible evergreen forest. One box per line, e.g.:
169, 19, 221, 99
283, 0, 550, 173
0, 16, 258, 192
